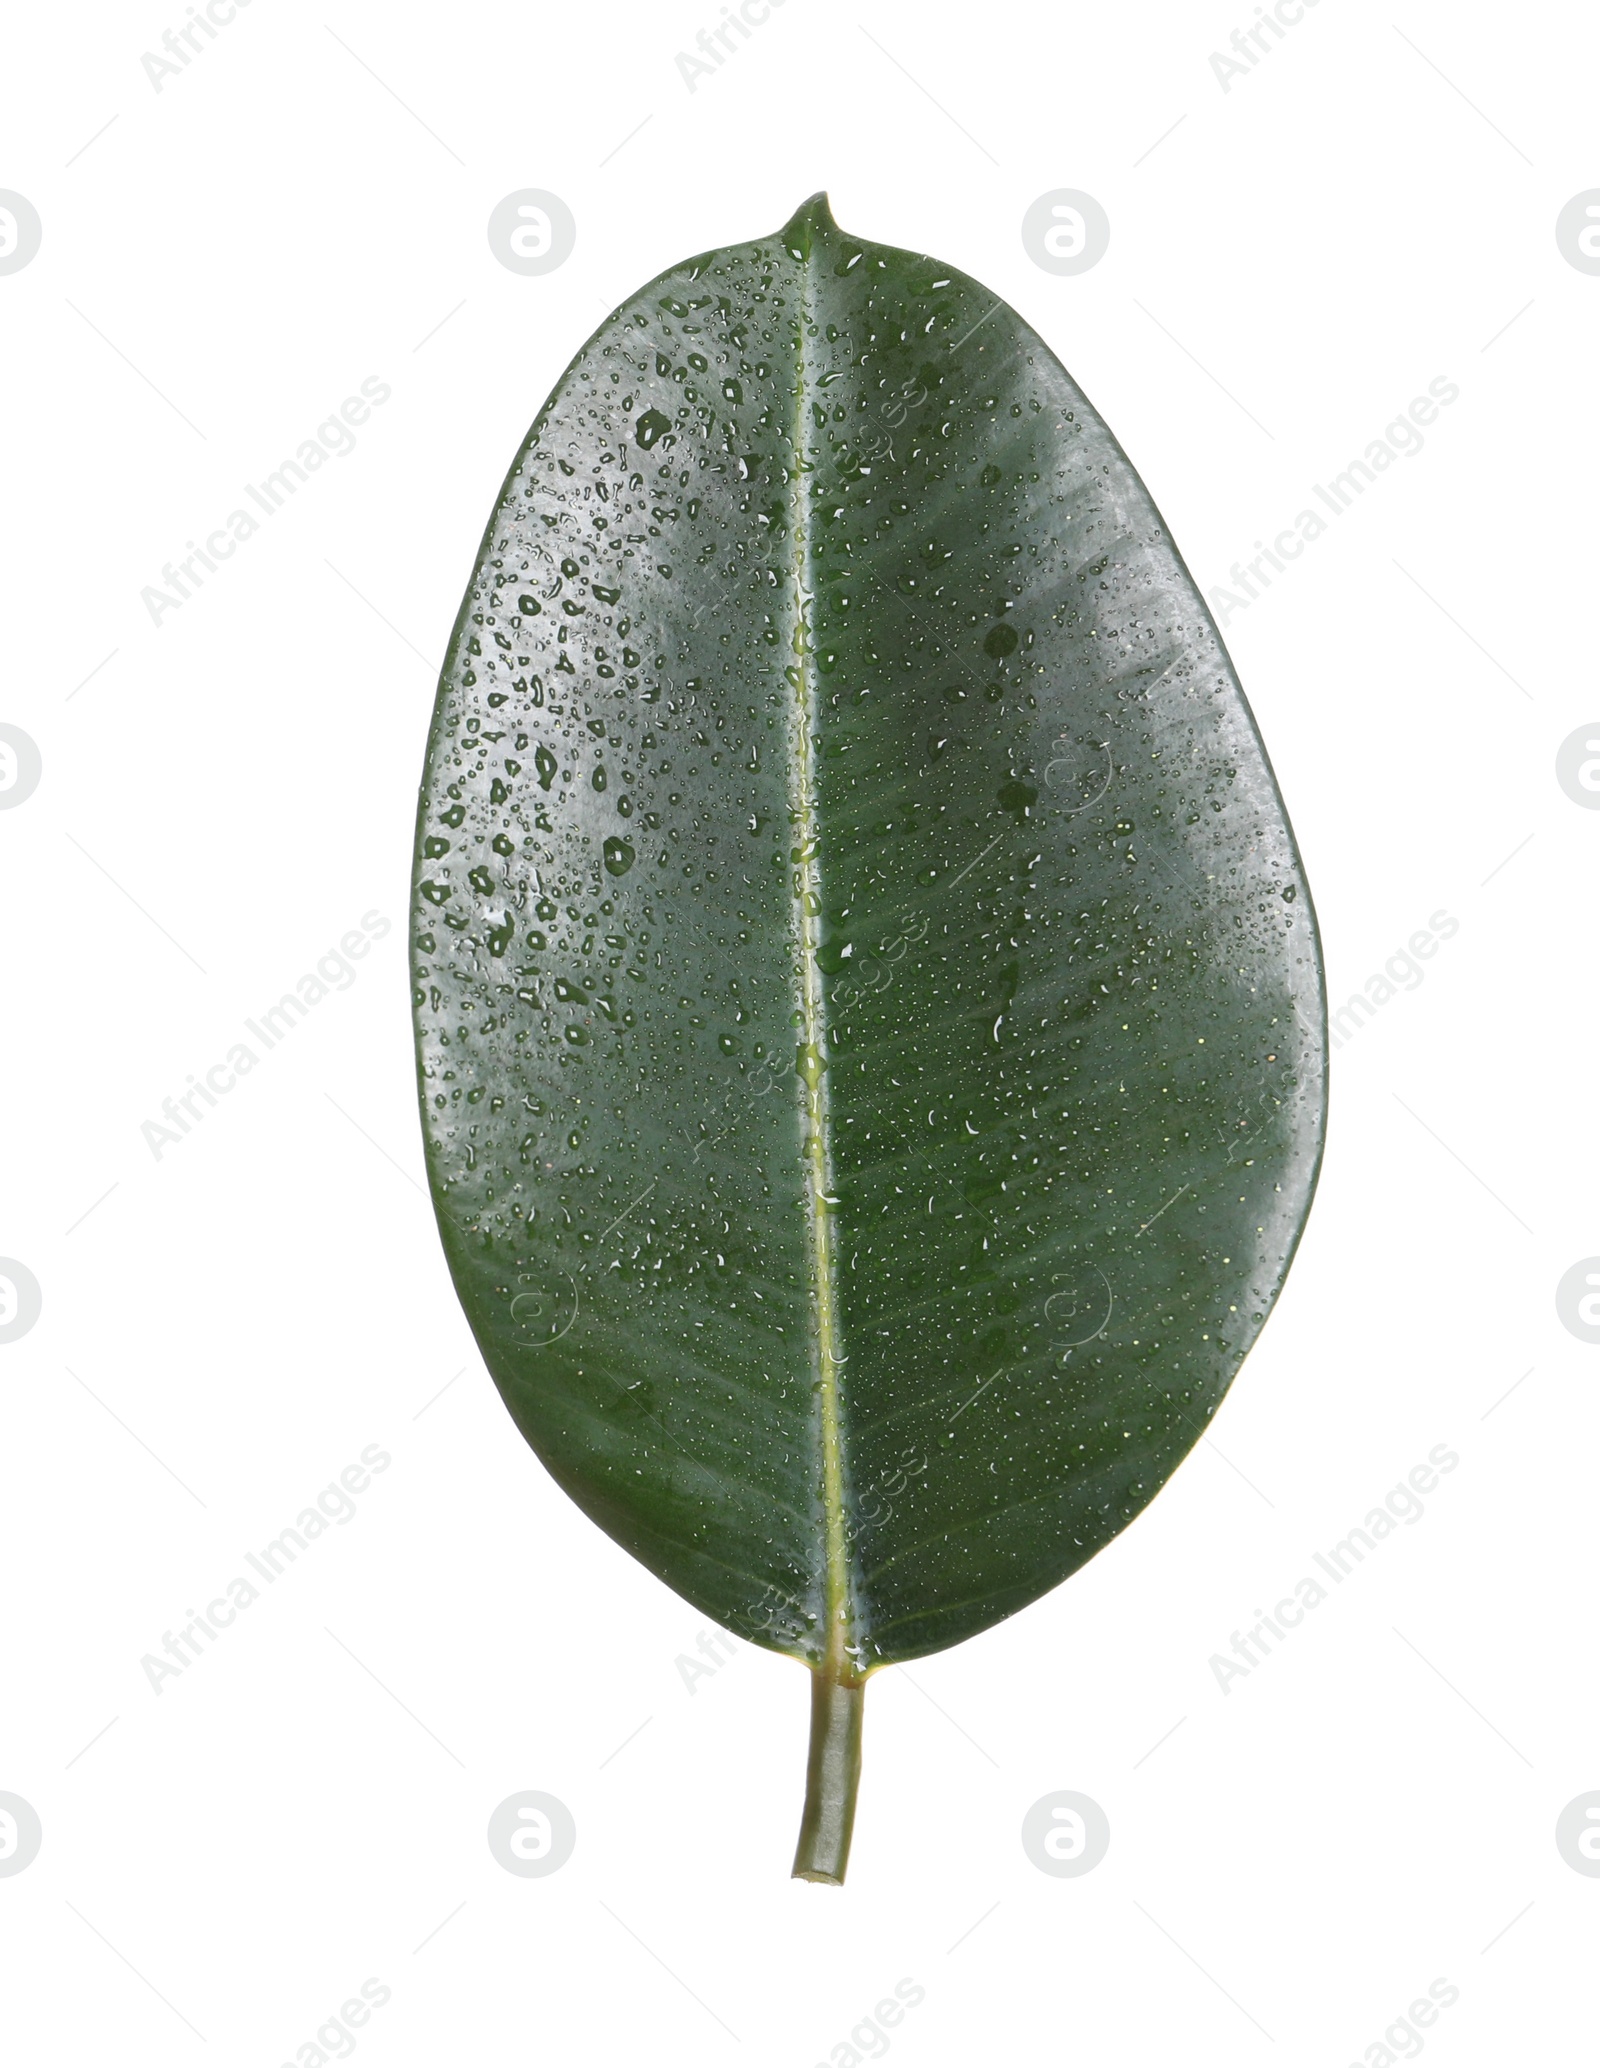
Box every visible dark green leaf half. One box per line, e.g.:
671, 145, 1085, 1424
411, 195, 1325, 1701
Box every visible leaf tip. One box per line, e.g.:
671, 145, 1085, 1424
780, 190, 840, 257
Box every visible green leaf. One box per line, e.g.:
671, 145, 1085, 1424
411, 193, 1326, 1880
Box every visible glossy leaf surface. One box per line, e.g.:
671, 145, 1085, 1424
412, 195, 1325, 1696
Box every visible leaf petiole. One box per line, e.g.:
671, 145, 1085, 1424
791, 1663, 865, 1884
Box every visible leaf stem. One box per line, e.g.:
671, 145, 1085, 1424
791, 1662, 864, 1884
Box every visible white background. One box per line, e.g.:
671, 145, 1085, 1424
1, 1, 1595, 2062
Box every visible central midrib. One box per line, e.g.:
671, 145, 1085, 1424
786, 230, 854, 1678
